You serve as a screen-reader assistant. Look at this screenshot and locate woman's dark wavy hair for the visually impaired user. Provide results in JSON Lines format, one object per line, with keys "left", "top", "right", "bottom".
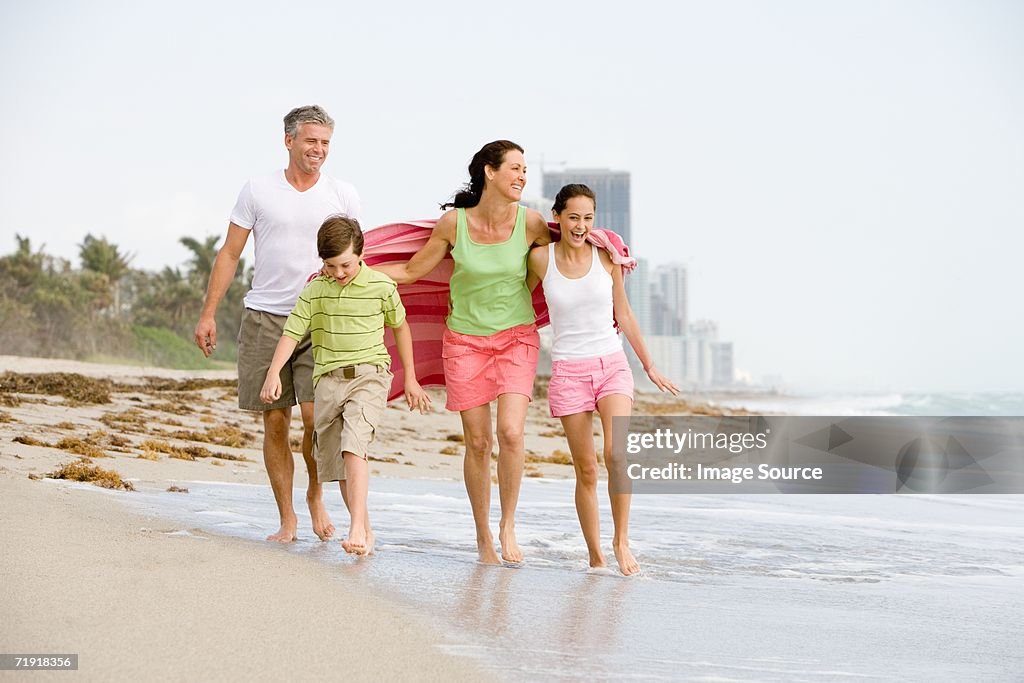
{"left": 440, "top": 140, "right": 524, "bottom": 210}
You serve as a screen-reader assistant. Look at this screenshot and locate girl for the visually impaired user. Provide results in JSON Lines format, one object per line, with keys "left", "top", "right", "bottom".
{"left": 528, "top": 184, "right": 678, "bottom": 575}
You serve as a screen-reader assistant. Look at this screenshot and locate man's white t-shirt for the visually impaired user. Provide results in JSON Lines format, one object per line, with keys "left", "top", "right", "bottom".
{"left": 230, "top": 171, "right": 361, "bottom": 316}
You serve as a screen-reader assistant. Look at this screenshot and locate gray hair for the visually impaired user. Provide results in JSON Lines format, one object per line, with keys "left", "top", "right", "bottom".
{"left": 283, "top": 105, "right": 335, "bottom": 138}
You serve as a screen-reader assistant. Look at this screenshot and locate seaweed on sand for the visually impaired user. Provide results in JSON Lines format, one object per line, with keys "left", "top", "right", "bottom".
{"left": 55, "top": 437, "right": 108, "bottom": 459}
{"left": 0, "top": 372, "right": 112, "bottom": 404}
{"left": 48, "top": 459, "right": 135, "bottom": 491}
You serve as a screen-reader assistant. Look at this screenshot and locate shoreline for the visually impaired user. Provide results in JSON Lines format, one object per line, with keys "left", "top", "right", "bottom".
{"left": 0, "top": 353, "right": 747, "bottom": 680}
{"left": 4, "top": 356, "right": 1023, "bottom": 680}
{"left": 0, "top": 474, "right": 490, "bottom": 681}
{"left": 0, "top": 355, "right": 513, "bottom": 681}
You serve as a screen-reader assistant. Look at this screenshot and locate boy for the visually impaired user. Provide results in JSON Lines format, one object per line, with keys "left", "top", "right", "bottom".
{"left": 260, "top": 215, "right": 430, "bottom": 554}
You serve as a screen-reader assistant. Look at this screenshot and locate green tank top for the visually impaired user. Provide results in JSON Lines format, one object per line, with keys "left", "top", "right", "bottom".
{"left": 447, "top": 205, "right": 535, "bottom": 335}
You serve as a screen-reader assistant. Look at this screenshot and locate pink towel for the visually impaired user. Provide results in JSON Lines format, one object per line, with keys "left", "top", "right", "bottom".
{"left": 321, "top": 220, "right": 634, "bottom": 400}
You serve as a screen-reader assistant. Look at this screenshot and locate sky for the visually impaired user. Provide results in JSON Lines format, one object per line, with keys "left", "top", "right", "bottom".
{"left": 1, "top": 0, "right": 1021, "bottom": 394}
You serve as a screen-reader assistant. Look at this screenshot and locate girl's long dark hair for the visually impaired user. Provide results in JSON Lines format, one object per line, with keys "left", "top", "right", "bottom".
{"left": 552, "top": 183, "right": 597, "bottom": 214}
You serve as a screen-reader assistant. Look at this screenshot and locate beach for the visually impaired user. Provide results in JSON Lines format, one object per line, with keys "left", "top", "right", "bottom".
{"left": 2, "top": 356, "right": 1023, "bottom": 681}
{"left": 0, "top": 356, "right": 505, "bottom": 682}
{"left": 0, "top": 355, "right": 722, "bottom": 681}
{"left": 1, "top": 475, "right": 490, "bottom": 682}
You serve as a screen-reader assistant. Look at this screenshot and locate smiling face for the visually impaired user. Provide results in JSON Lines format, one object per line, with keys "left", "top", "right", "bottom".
{"left": 553, "top": 195, "right": 596, "bottom": 247}
{"left": 322, "top": 244, "right": 361, "bottom": 285}
{"left": 285, "top": 122, "right": 332, "bottom": 176}
{"left": 485, "top": 149, "right": 527, "bottom": 201}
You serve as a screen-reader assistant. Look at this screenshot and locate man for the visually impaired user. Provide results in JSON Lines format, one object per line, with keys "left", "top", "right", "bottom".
{"left": 194, "top": 105, "right": 360, "bottom": 542}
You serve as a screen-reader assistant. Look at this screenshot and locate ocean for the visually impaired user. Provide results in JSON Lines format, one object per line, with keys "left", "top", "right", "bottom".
{"left": 711, "top": 390, "right": 1024, "bottom": 418}
{"left": 90, "top": 389, "right": 1024, "bottom": 680}
{"left": 120, "top": 475, "right": 1024, "bottom": 681}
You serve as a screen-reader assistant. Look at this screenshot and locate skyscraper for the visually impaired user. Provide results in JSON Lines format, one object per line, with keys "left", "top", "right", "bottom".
{"left": 542, "top": 169, "right": 631, "bottom": 246}
{"left": 652, "top": 263, "right": 687, "bottom": 336}
{"left": 623, "top": 257, "right": 651, "bottom": 382}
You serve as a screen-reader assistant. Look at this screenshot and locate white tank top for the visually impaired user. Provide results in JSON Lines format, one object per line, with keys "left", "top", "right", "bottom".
{"left": 543, "top": 243, "right": 622, "bottom": 360}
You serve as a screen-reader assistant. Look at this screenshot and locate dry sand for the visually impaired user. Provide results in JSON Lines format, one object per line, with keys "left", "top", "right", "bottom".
{"left": 1, "top": 475, "right": 489, "bottom": 682}
{"left": 0, "top": 355, "right": 502, "bottom": 682}
{"left": 0, "top": 354, "right": 740, "bottom": 681}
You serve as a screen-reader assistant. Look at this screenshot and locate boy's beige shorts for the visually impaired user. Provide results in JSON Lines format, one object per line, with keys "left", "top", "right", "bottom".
{"left": 313, "top": 365, "right": 392, "bottom": 482}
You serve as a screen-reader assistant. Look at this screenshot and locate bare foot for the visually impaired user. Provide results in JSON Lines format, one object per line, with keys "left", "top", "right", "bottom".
{"left": 589, "top": 553, "right": 608, "bottom": 570}
{"left": 613, "top": 540, "right": 641, "bottom": 576}
{"left": 307, "top": 492, "right": 335, "bottom": 541}
{"left": 341, "top": 528, "right": 367, "bottom": 555}
{"left": 477, "top": 537, "right": 501, "bottom": 565}
{"left": 498, "top": 523, "right": 522, "bottom": 564}
{"left": 364, "top": 528, "right": 375, "bottom": 556}
{"left": 267, "top": 518, "right": 297, "bottom": 543}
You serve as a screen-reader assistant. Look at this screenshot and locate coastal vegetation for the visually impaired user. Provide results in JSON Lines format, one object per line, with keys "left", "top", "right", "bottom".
{"left": 0, "top": 233, "right": 245, "bottom": 369}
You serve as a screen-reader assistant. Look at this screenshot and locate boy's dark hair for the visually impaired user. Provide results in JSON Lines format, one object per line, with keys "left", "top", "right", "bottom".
{"left": 318, "top": 215, "right": 364, "bottom": 259}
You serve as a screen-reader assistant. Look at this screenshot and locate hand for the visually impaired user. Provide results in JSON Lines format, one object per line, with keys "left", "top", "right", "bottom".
{"left": 194, "top": 317, "right": 217, "bottom": 357}
{"left": 404, "top": 380, "right": 432, "bottom": 414}
{"left": 260, "top": 374, "right": 282, "bottom": 404}
{"left": 645, "top": 366, "right": 679, "bottom": 396}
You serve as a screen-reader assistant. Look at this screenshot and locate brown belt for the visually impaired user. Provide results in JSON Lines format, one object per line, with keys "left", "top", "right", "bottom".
{"left": 336, "top": 364, "right": 385, "bottom": 379}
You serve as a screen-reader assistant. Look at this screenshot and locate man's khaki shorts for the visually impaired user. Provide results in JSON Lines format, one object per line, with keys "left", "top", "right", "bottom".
{"left": 313, "top": 364, "right": 392, "bottom": 482}
{"left": 237, "top": 308, "right": 314, "bottom": 411}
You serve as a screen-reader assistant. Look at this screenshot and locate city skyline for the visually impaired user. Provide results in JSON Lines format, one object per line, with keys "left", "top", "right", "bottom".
{"left": 533, "top": 167, "right": 738, "bottom": 389}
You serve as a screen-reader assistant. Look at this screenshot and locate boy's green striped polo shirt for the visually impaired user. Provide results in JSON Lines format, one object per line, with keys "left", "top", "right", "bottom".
{"left": 282, "top": 265, "right": 405, "bottom": 386}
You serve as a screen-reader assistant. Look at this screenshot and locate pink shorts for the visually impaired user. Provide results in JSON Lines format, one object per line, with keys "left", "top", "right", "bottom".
{"left": 548, "top": 350, "right": 634, "bottom": 417}
{"left": 442, "top": 323, "right": 540, "bottom": 411}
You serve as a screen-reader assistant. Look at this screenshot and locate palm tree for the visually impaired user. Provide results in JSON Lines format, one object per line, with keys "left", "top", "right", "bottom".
{"left": 79, "top": 234, "right": 133, "bottom": 316}
{"left": 179, "top": 235, "right": 221, "bottom": 284}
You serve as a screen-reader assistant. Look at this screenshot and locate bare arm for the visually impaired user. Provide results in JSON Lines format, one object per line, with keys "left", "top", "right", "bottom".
{"left": 259, "top": 335, "right": 300, "bottom": 404}
{"left": 193, "top": 223, "right": 250, "bottom": 356}
{"left": 374, "top": 213, "right": 456, "bottom": 285}
{"left": 391, "top": 320, "right": 431, "bottom": 413}
{"left": 525, "top": 208, "right": 552, "bottom": 248}
{"left": 526, "top": 245, "right": 549, "bottom": 293}
{"left": 610, "top": 259, "right": 679, "bottom": 395}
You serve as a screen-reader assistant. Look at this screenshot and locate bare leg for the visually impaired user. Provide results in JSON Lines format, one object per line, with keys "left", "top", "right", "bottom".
{"left": 299, "top": 401, "right": 334, "bottom": 541}
{"left": 560, "top": 411, "right": 606, "bottom": 568}
{"left": 263, "top": 407, "right": 297, "bottom": 542}
{"left": 460, "top": 404, "right": 499, "bottom": 564}
{"left": 496, "top": 393, "right": 530, "bottom": 563}
{"left": 339, "top": 479, "right": 374, "bottom": 554}
{"left": 598, "top": 394, "right": 640, "bottom": 576}
{"left": 340, "top": 452, "right": 369, "bottom": 555}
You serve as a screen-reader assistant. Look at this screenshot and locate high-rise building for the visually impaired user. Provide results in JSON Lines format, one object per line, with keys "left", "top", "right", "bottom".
{"left": 710, "top": 342, "right": 734, "bottom": 387}
{"left": 689, "top": 320, "right": 718, "bottom": 342}
{"left": 641, "top": 336, "right": 687, "bottom": 389}
{"left": 627, "top": 257, "right": 652, "bottom": 336}
{"left": 652, "top": 263, "right": 687, "bottom": 336}
{"left": 542, "top": 169, "right": 631, "bottom": 246}
{"left": 623, "top": 257, "right": 652, "bottom": 382}
{"left": 687, "top": 321, "right": 719, "bottom": 386}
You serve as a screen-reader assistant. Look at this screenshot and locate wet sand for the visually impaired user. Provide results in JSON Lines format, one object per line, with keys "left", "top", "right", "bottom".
{"left": 0, "top": 354, "right": 738, "bottom": 681}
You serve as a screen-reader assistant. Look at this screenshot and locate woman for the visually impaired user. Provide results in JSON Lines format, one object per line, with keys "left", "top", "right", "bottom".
{"left": 527, "top": 184, "right": 678, "bottom": 576}
{"left": 376, "top": 140, "right": 550, "bottom": 564}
